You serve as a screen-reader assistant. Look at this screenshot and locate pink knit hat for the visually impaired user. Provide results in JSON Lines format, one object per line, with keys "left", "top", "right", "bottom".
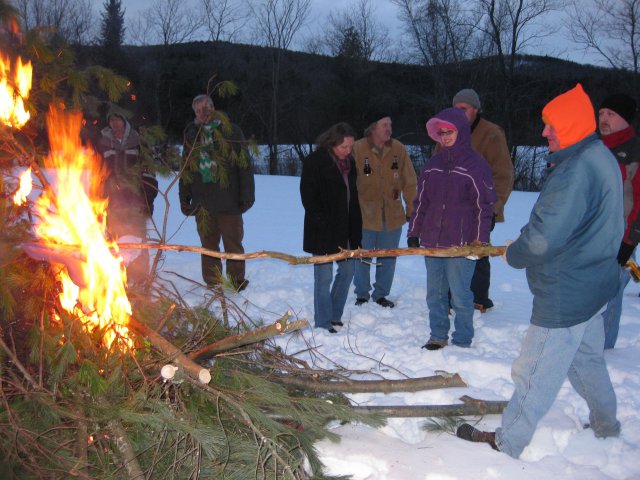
{"left": 425, "top": 118, "right": 457, "bottom": 144}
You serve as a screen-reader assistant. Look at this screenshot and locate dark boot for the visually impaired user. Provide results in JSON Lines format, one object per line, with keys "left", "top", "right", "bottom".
{"left": 456, "top": 423, "right": 499, "bottom": 451}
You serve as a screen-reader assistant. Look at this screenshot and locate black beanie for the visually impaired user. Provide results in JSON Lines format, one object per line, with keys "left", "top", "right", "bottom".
{"left": 365, "top": 110, "right": 391, "bottom": 127}
{"left": 600, "top": 93, "right": 637, "bottom": 124}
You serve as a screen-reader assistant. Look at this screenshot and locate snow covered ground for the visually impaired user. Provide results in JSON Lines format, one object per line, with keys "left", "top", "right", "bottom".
{"left": 153, "top": 174, "right": 640, "bottom": 480}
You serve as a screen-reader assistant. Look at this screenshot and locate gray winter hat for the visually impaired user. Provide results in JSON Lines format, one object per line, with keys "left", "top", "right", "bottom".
{"left": 452, "top": 88, "right": 481, "bottom": 110}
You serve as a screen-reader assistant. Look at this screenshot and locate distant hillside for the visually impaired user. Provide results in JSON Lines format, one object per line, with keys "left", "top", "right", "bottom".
{"left": 77, "top": 41, "right": 635, "bottom": 150}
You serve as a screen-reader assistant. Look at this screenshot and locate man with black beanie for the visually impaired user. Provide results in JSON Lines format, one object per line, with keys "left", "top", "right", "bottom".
{"left": 599, "top": 92, "right": 640, "bottom": 349}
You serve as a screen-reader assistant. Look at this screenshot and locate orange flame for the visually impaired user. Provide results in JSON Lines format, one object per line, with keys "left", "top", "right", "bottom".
{"left": 0, "top": 54, "right": 32, "bottom": 128}
{"left": 33, "top": 106, "right": 133, "bottom": 349}
{"left": 13, "top": 167, "right": 32, "bottom": 205}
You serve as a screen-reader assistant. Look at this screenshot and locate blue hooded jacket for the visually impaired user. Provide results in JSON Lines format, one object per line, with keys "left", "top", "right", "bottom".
{"left": 506, "top": 85, "right": 623, "bottom": 327}
{"left": 407, "top": 107, "right": 496, "bottom": 247}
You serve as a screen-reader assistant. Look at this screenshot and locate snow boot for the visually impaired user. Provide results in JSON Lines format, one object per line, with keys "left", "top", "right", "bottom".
{"left": 456, "top": 423, "right": 498, "bottom": 450}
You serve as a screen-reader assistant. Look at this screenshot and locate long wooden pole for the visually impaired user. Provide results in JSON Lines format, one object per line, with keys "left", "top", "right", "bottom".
{"left": 112, "top": 243, "right": 507, "bottom": 265}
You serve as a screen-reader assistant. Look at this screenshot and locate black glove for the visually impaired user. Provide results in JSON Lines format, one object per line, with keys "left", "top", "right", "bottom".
{"left": 239, "top": 200, "right": 254, "bottom": 213}
{"left": 407, "top": 237, "right": 420, "bottom": 248}
{"left": 180, "top": 199, "right": 200, "bottom": 217}
{"left": 617, "top": 241, "right": 635, "bottom": 266}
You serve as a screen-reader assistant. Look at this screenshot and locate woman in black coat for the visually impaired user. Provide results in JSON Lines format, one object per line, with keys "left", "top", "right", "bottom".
{"left": 300, "top": 122, "right": 362, "bottom": 333}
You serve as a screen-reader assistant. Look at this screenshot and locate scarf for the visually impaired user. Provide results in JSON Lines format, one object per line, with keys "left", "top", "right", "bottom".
{"left": 197, "top": 120, "right": 221, "bottom": 183}
{"left": 601, "top": 125, "right": 635, "bottom": 149}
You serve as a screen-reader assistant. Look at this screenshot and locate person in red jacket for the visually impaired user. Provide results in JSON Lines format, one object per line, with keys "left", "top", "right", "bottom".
{"left": 598, "top": 93, "right": 640, "bottom": 349}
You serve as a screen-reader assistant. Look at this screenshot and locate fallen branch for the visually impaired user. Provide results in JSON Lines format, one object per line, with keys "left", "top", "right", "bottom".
{"left": 352, "top": 396, "right": 508, "bottom": 418}
{"left": 107, "top": 420, "right": 144, "bottom": 480}
{"left": 128, "top": 318, "right": 211, "bottom": 384}
{"left": 273, "top": 372, "right": 466, "bottom": 393}
{"left": 189, "top": 311, "right": 308, "bottom": 361}
{"left": 96, "top": 243, "right": 507, "bottom": 265}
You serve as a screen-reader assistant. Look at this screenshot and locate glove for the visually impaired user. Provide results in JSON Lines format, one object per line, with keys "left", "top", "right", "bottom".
{"left": 617, "top": 241, "right": 635, "bottom": 266}
{"left": 239, "top": 200, "right": 254, "bottom": 213}
{"left": 180, "top": 199, "right": 200, "bottom": 216}
{"left": 407, "top": 237, "right": 420, "bottom": 248}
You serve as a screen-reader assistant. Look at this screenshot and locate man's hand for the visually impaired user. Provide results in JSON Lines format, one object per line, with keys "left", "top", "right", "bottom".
{"left": 617, "top": 241, "right": 635, "bottom": 266}
{"left": 501, "top": 240, "right": 513, "bottom": 262}
{"left": 239, "top": 200, "right": 254, "bottom": 213}
{"left": 180, "top": 198, "right": 200, "bottom": 216}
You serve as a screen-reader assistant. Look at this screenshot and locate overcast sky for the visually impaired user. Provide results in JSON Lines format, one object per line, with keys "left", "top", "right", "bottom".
{"left": 118, "top": 0, "right": 604, "bottom": 67}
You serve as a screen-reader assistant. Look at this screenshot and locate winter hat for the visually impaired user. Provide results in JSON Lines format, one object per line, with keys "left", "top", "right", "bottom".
{"left": 366, "top": 110, "right": 391, "bottom": 127}
{"left": 600, "top": 93, "right": 637, "bottom": 125}
{"left": 542, "top": 83, "right": 595, "bottom": 150}
{"left": 452, "top": 88, "right": 481, "bottom": 110}
{"left": 425, "top": 118, "right": 458, "bottom": 144}
{"left": 106, "top": 104, "right": 130, "bottom": 122}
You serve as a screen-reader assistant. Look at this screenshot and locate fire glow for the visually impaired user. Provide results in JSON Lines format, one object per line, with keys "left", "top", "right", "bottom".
{"left": 13, "top": 166, "right": 31, "bottom": 205}
{"left": 0, "top": 53, "right": 32, "bottom": 128}
{"left": 26, "top": 107, "right": 133, "bottom": 349}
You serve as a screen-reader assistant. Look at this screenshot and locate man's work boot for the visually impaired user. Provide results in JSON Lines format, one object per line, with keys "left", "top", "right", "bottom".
{"left": 456, "top": 423, "right": 499, "bottom": 451}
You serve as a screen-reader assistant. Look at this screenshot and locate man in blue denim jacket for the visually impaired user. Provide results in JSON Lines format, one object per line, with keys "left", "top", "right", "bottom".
{"left": 457, "top": 84, "right": 622, "bottom": 458}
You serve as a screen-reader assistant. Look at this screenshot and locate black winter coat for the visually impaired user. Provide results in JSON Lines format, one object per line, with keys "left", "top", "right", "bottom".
{"left": 300, "top": 148, "right": 362, "bottom": 255}
{"left": 179, "top": 120, "right": 255, "bottom": 216}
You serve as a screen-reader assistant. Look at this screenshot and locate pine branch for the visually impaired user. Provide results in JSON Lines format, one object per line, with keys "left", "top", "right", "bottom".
{"left": 0, "top": 336, "right": 39, "bottom": 390}
{"left": 189, "top": 311, "right": 308, "bottom": 361}
{"left": 272, "top": 372, "right": 466, "bottom": 393}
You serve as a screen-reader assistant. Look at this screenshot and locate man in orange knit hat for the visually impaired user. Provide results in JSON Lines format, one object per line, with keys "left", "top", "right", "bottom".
{"left": 456, "top": 84, "right": 622, "bottom": 458}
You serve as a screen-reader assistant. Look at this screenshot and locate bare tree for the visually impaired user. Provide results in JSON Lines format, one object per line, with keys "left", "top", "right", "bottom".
{"left": 198, "top": 0, "right": 249, "bottom": 42}
{"left": 472, "top": 0, "right": 564, "bottom": 144}
{"left": 317, "top": 0, "right": 389, "bottom": 61}
{"left": 392, "top": 0, "right": 477, "bottom": 65}
{"left": 144, "top": 0, "right": 203, "bottom": 46}
{"left": 125, "top": 16, "right": 153, "bottom": 46}
{"left": 569, "top": 0, "right": 640, "bottom": 90}
{"left": 15, "top": 0, "right": 95, "bottom": 44}
{"left": 392, "top": 0, "right": 478, "bottom": 107}
{"left": 249, "top": 0, "right": 311, "bottom": 174}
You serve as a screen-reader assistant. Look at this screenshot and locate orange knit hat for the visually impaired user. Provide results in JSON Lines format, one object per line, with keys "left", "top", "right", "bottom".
{"left": 541, "top": 83, "right": 596, "bottom": 150}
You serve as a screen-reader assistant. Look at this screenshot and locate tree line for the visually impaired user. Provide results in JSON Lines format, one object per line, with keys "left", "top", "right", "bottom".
{"left": 7, "top": 0, "right": 640, "bottom": 190}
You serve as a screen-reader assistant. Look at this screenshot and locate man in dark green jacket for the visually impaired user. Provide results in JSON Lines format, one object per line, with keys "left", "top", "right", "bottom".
{"left": 179, "top": 94, "right": 254, "bottom": 291}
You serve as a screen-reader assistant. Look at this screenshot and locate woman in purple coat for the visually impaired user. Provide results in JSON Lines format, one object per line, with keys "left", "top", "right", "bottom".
{"left": 407, "top": 107, "right": 496, "bottom": 349}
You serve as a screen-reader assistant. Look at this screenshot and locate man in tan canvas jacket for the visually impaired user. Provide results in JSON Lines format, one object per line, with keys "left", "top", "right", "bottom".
{"left": 452, "top": 88, "right": 514, "bottom": 312}
{"left": 352, "top": 113, "right": 418, "bottom": 308}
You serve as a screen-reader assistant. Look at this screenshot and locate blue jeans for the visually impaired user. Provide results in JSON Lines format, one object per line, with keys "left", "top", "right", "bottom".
{"left": 602, "top": 261, "right": 632, "bottom": 349}
{"left": 496, "top": 315, "right": 620, "bottom": 458}
{"left": 313, "top": 259, "right": 355, "bottom": 329}
{"left": 425, "top": 256, "right": 476, "bottom": 347}
{"left": 354, "top": 225, "right": 402, "bottom": 301}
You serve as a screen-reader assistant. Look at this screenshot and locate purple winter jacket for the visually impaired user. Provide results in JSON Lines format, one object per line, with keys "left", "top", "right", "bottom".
{"left": 407, "top": 108, "right": 496, "bottom": 247}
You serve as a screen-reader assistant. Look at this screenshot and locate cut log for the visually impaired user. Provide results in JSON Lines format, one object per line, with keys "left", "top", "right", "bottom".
{"left": 352, "top": 396, "right": 508, "bottom": 417}
{"left": 128, "top": 318, "right": 211, "bottom": 384}
{"left": 189, "top": 311, "right": 307, "bottom": 361}
{"left": 273, "top": 372, "right": 466, "bottom": 393}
